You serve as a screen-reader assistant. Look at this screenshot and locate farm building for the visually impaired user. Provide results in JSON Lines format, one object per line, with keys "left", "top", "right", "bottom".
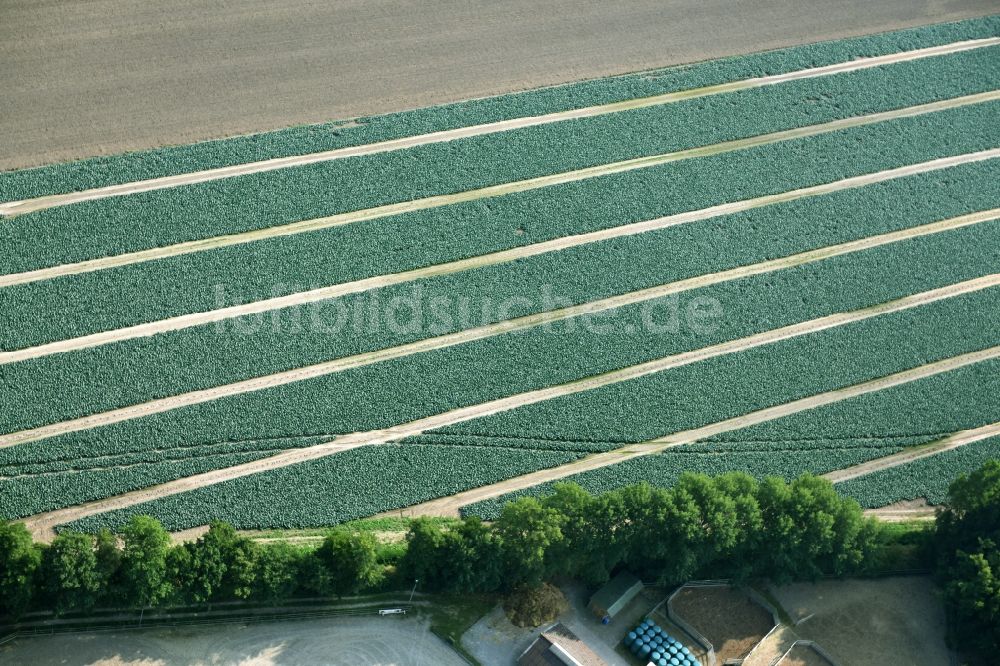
{"left": 517, "top": 623, "right": 607, "bottom": 666}
{"left": 588, "top": 572, "right": 644, "bottom": 620}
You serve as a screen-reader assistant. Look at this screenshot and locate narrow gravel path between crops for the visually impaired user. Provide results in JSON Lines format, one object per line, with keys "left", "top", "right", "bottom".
{"left": 865, "top": 498, "right": 936, "bottom": 521}
{"left": 5, "top": 151, "right": 997, "bottom": 364}
{"left": 3, "top": 90, "right": 997, "bottom": 290}
{"left": 19, "top": 284, "right": 1000, "bottom": 540}
{"left": 3, "top": 38, "right": 995, "bottom": 218}
{"left": 394, "top": 346, "right": 1000, "bottom": 518}
{"left": 4, "top": 245, "right": 996, "bottom": 453}
{"left": 823, "top": 420, "right": 1000, "bottom": 483}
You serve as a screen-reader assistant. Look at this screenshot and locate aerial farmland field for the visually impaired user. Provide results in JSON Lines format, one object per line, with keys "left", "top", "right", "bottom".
{"left": 2, "top": 15, "right": 1000, "bottom": 540}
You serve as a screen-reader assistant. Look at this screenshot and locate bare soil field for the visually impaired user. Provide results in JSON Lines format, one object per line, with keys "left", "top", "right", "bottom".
{"left": 770, "top": 576, "right": 951, "bottom": 666}
{"left": 0, "top": 615, "right": 466, "bottom": 666}
{"left": 1, "top": 0, "right": 996, "bottom": 170}
{"left": 671, "top": 586, "right": 776, "bottom": 662}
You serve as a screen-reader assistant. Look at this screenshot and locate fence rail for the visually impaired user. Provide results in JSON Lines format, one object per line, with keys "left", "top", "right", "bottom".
{"left": 0, "top": 602, "right": 414, "bottom": 645}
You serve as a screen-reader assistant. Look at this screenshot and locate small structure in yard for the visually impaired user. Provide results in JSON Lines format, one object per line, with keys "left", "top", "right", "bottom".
{"left": 588, "top": 571, "right": 643, "bottom": 621}
{"left": 517, "top": 623, "right": 607, "bottom": 666}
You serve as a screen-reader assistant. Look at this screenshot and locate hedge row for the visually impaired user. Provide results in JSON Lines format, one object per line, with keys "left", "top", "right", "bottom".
{"left": 835, "top": 434, "right": 1000, "bottom": 507}
{"left": 460, "top": 357, "right": 1000, "bottom": 517}
{"left": 1, "top": 15, "right": 995, "bottom": 202}
{"left": 54, "top": 445, "right": 583, "bottom": 531}
{"left": 4, "top": 151, "right": 1000, "bottom": 353}
{"left": 1, "top": 54, "right": 998, "bottom": 278}
{"left": 8, "top": 287, "right": 999, "bottom": 520}
{"left": 4, "top": 220, "right": 1000, "bottom": 437}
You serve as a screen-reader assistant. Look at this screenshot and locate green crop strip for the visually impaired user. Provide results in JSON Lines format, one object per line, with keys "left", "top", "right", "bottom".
{"left": 699, "top": 357, "right": 1000, "bottom": 449}
{"left": 1, "top": 52, "right": 999, "bottom": 277}
{"left": 835, "top": 434, "right": 1000, "bottom": 507}
{"left": 3, "top": 220, "right": 999, "bottom": 437}
{"left": 52, "top": 446, "right": 584, "bottom": 532}
{"left": 460, "top": 358, "right": 1000, "bottom": 518}
{"left": 0, "top": 435, "right": 332, "bottom": 477}
{"left": 4, "top": 286, "right": 999, "bottom": 523}
{"left": 420, "top": 288, "right": 1000, "bottom": 448}
{"left": 0, "top": 450, "right": 280, "bottom": 520}
{"left": 1, "top": 15, "right": 995, "bottom": 203}
{"left": 2, "top": 148, "right": 999, "bottom": 353}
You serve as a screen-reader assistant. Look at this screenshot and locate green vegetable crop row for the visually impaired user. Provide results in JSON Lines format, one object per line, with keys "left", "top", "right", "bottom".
{"left": 4, "top": 220, "right": 999, "bottom": 436}
{"left": 0, "top": 450, "right": 277, "bottom": 520}
{"left": 460, "top": 357, "right": 1000, "bottom": 517}
{"left": 2, "top": 56, "right": 999, "bottom": 276}
{"left": 0, "top": 435, "right": 331, "bottom": 477}
{"left": 835, "top": 434, "right": 1000, "bottom": 507}
{"left": 2, "top": 15, "right": 995, "bottom": 202}
{"left": 423, "top": 287, "right": 1000, "bottom": 447}
{"left": 4, "top": 286, "right": 999, "bottom": 519}
{"left": 4, "top": 152, "right": 999, "bottom": 352}
{"left": 54, "top": 445, "right": 584, "bottom": 531}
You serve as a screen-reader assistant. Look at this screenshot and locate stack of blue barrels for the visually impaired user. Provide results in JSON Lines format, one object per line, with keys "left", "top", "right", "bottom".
{"left": 623, "top": 619, "right": 701, "bottom": 666}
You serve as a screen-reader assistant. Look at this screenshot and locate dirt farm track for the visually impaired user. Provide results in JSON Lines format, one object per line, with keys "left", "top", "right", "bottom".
{"left": 1, "top": 0, "right": 997, "bottom": 170}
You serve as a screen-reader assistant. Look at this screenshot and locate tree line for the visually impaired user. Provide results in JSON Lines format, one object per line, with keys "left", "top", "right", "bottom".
{"left": 2, "top": 465, "right": 997, "bottom": 662}
{"left": 1, "top": 471, "right": 876, "bottom": 618}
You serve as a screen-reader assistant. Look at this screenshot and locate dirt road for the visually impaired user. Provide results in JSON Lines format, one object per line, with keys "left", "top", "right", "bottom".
{"left": 1, "top": 0, "right": 996, "bottom": 170}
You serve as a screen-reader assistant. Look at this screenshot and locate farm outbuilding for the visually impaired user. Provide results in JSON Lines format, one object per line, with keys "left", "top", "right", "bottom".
{"left": 517, "top": 623, "right": 607, "bottom": 666}
{"left": 588, "top": 571, "right": 643, "bottom": 620}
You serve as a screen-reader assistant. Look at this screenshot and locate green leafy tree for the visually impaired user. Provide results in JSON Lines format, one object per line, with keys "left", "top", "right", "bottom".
{"left": 175, "top": 522, "right": 258, "bottom": 604}
{"left": 315, "top": 528, "right": 381, "bottom": 596}
{"left": 494, "top": 497, "right": 564, "bottom": 588}
{"left": 120, "top": 516, "right": 173, "bottom": 608}
{"left": 936, "top": 460, "right": 1000, "bottom": 659}
{"left": 710, "top": 472, "right": 764, "bottom": 580}
{"left": 94, "top": 528, "right": 123, "bottom": 605}
{"left": 541, "top": 484, "right": 606, "bottom": 582}
{"left": 255, "top": 541, "right": 305, "bottom": 601}
{"left": 0, "top": 521, "right": 42, "bottom": 617}
{"left": 431, "top": 516, "right": 504, "bottom": 593}
{"left": 401, "top": 518, "right": 445, "bottom": 589}
{"left": 297, "top": 549, "right": 332, "bottom": 597}
{"left": 43, "top": 531, "right": 102, "bottom": 613}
